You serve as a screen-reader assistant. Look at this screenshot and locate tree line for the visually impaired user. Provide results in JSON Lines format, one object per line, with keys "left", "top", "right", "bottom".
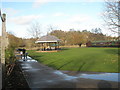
{"left": 5, "top": 28, "right": 118, "bottom": 50}
{"left": 50, "top": 29, "right": 118, "bottom": 46}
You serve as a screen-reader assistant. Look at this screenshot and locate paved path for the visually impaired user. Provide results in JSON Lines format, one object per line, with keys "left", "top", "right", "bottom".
{"left": 16, "top": 56, "right": 119, "bottom": 89}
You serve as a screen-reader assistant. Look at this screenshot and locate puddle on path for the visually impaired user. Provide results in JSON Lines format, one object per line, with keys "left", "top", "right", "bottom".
{"left": 18, "top": 59, "right": 37, "bottom": 62}
{"left": 54, "top": 71, "right": 77, "bottom": 81}
{"left": 55, "top": 71, "right": 120, "bottom": 82}
{"left": 77, "top": 73, "right": 119, "bottom": 82}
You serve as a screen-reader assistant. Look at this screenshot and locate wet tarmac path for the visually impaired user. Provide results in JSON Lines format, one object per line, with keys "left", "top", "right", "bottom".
{"left": 16, "top": 56, "right": 119, "bottom": 88}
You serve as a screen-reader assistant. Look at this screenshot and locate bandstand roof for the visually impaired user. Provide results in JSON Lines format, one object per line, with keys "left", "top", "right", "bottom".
{"left": 35, "top": 35, "right": 60, "bottom": 43}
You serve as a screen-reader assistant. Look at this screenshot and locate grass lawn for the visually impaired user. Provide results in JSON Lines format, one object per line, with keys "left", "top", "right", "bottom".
{"left": 28, "top": 47, "right": 119, "bottom": 73}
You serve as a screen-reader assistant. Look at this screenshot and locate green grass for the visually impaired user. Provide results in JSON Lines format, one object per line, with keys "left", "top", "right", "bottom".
{"left": 28, "top": 47, "right": 119, "bottom": 72}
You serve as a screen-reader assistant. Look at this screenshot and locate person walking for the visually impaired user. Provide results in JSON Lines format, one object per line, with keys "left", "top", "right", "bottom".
{"left": 20, "top": 51, "right": 23, "bottom": 59}
{"left": 22, "top": 48, "right": 26, "bottom": 60}
{"left": 25, "top": 51, "right": 28, "bottom": 60}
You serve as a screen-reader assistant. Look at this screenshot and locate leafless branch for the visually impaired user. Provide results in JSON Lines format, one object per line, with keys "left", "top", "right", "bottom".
{"left": 103, "top": 0, "right": 120, "bottom": 33}
{"left": 27, "top": 22, "right": 41, "bottom": 39}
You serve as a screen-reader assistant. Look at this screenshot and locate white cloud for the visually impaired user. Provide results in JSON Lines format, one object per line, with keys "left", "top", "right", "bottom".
{"left": 2, "top": 0, "right": 34, "bottom": 2}
{"left": 68, "top": 14, "right": 92, "bottom": 24}
{"left": 33, "top": 0, "right": 105, "bottom": 3}
{"left": 32, "top": 0, "right": 48, "bottom": 8}
{"left": 2, "top": 0, "right": 105, "bottom": 2}
{"left": 59, "top": 22, "right": 100, "bottom": 30}
{"left": 84, "top": 0, "right": 104, "bottom": 2}
{"left": 40, "top": 14, "right": 102, "bottom": 32}
{"left": 51, "top": 14, "right": 102, "bottom": 31}
{"left": 9, "top": 15, "right": 44, "bottom": 25}
{"left": 32, "top": 0, "right": 105, "bottom": 8}
{"left": 53, "top": 12, "right": 67, "bottom": 17}
{"left": 3, "top": 8, "right": 19, "bottom": 16}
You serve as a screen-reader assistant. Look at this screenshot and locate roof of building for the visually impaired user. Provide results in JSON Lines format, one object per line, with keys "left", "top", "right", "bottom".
{"left": 35, "top": 35, "right": 60, "bottom": 43}
{"left": 91, "top": 40, "right": 119, "bottom": 43}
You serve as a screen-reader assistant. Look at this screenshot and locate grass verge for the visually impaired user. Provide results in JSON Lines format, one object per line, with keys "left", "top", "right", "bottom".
{"left": 28, "top": 47, "right": 119, "bottom": 73}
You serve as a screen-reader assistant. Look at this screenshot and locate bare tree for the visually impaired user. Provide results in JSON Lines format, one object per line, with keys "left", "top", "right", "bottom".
{"left": 103, "top": 0, "right": 120, "bottom": 34}
{"left": 47, "top": 25, "right": 58, "bottom": 34}
{"left": 27, "top": 22, "right": 41, "bottom": 39}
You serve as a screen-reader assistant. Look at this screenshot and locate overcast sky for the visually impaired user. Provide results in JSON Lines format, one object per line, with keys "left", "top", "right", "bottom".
{"left": 0, "top": 0, "right": 117, "bottom": 38}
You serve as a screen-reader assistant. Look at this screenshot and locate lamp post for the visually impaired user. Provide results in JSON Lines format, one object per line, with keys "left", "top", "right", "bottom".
{"left": 0, "top": 9, "right": 8, "bottom": 89}
{"left": 0, "top": 10, "right": 6, "bottom": 64}
{"left": 118, "top": 1, "right": 120, "bottom": 39}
